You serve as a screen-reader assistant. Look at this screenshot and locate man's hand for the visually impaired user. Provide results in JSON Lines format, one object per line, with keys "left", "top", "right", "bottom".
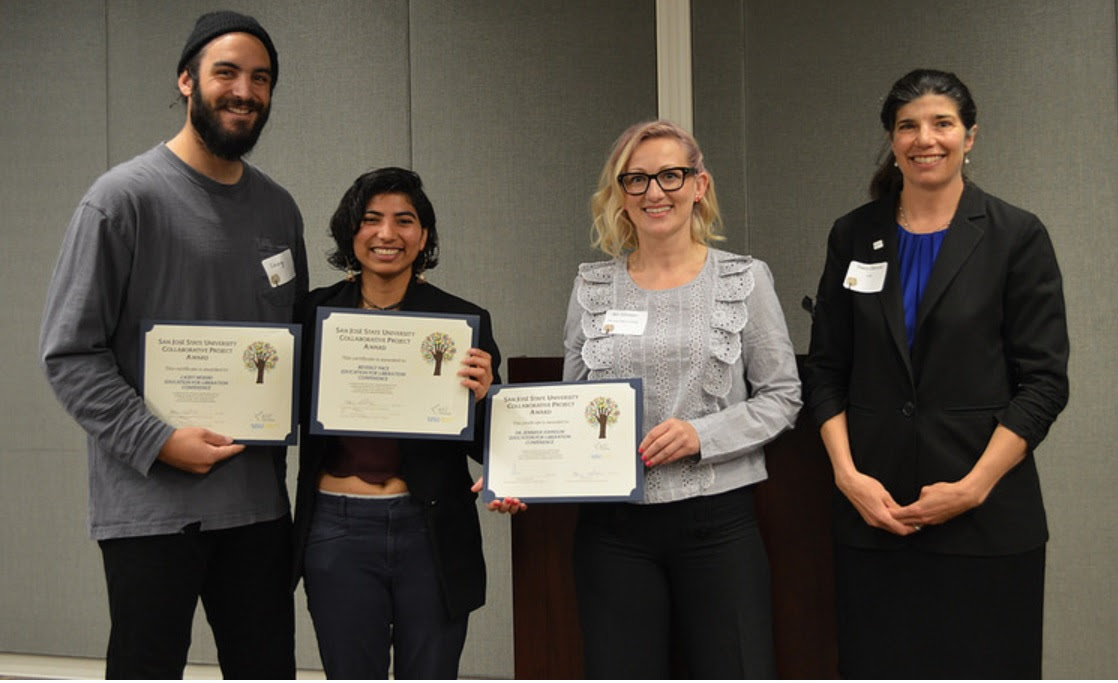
{"left": 157, "top": 427, "right": 244, "bottom": 474}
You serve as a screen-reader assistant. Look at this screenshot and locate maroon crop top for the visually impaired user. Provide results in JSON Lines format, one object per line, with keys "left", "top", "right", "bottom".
{"left": 322, "top": 436, "right": 402, "bottom": 485}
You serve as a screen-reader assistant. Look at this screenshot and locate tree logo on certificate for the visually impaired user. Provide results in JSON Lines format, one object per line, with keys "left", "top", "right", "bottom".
{"left": 585, "top": 396, "right": 620, "bottom": 439}
{"left": 242, "top": 341, "right": 279, "bottom": 384}
{"left": 420, "top": 331, "right": 457, "bottom": 376}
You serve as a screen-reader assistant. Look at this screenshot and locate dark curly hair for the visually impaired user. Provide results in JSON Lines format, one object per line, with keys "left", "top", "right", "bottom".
{"left": 326, "top": 167, "right": 440, "bottom": 276}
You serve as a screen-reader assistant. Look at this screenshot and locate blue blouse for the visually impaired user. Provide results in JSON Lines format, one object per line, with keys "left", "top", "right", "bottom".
{"left": 896, "top": 225, "right": 947, "bottom": 348}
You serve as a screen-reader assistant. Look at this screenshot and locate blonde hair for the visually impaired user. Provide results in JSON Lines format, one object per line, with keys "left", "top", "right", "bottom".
{"left": 589, "top": 120, "right": 724, "bottom": 257}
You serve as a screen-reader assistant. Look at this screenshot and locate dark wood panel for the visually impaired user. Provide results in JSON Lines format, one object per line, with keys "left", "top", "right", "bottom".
{"left": 755, "top": 403, "right": 839, "bottom": 678}
{"left": 507, "top": 357, "right": 583, "bottom": 679}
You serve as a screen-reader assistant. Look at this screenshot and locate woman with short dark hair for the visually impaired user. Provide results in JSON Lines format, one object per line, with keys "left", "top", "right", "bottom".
{"left": 291, "top": 167, "right": 507, "bottom": 679}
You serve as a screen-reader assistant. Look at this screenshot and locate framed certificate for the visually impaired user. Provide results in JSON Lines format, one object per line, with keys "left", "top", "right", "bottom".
{"left": 140, "top": 320, "right": 300, "bottom": 445}
{"left": 482, "top": 379, "right": 644, "bottom": 503}
{"left": 310, "top": 307, "right": 479, "bottom": 440}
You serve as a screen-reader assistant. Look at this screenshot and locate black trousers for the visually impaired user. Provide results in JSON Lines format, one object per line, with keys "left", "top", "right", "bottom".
{"left": 302, "top": 492, "right": 468, "bottom": 680}
{"left": 573, "top": 485, "right": 775, "bottom": 679}
{"left": 97, "top": 516, "right": 295, "bottom": 680}
{"left": 835, "top": 543, "right": 1046, "bottom": 679}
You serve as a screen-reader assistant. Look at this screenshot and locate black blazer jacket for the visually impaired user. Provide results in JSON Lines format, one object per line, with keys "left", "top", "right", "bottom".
{"left": 291, "top": 277, "right": 502, "bottom": 619}
{"left": 806, "top": 183, "right": 1069, "bottom": 555}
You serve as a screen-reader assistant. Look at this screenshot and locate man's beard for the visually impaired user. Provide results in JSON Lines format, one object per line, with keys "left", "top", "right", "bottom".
{"left": 189, "top": 86, "right": 271, "bottom": 161}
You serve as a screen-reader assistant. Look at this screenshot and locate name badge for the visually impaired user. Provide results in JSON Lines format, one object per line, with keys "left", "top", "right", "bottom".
{"left": 842, "top": 261, "right": 887, "bottom": 293}
{"left": 261, "top": 249, "right": 296, "bottom": 288}
{"left": 602, "top": 310, "right": 648, "bottom": 335}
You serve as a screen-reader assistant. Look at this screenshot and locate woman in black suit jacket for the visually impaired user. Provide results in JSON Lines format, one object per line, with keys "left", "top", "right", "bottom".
{"left": 291, "top": 167, "right": 508, "bottom": 679}
{"left": 806, "top": 70, "right": 1069, "bottom": 678}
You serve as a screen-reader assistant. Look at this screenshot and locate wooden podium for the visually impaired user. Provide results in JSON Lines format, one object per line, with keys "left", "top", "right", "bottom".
{"left": 507, "top": 356, "right": 838, "bottom": 679}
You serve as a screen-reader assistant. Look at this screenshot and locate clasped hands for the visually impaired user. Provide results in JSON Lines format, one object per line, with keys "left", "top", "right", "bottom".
{"left": 838, "top": 470, "right": 986, "bottom": 536}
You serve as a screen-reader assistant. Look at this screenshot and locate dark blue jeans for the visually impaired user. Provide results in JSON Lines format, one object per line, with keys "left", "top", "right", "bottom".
{"left": 303, "top": 491, "right": 468, "bottom": 679}
{"left": 573, "top": 485, "right": 775, "bottom": 679}
{"left": 98, "top": 516, "right": 295, "bottom": 680}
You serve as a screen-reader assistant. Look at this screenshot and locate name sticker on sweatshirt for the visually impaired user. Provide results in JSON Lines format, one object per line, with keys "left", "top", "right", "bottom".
{"left": 261, "top": 249, "right": 296, "bottom": 288}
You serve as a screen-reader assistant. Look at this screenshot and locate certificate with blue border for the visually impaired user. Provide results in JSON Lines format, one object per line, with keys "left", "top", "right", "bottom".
{"left": 483, "top": 379, "right": 644, "bottom": 503}
{"left": 310, "top": 307, "right": 479, "bottom": 440}
{"left": 140, "top": 320, "right": 300, "bottom": 445}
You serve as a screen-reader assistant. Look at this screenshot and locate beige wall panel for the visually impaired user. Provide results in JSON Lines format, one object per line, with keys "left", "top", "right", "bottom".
{"left": 0, "top": 0, "right": 111, "bottom": 657}
{"left": 408, "top": 1, "right": 657, "bottom": 365}
{"left": 692, "top": 0, "right": 750, "bottom": 257}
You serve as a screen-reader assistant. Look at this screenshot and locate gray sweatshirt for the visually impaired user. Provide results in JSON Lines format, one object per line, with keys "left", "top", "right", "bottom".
{"left": 40, "top": 144, "right": 308, "bottom": 540}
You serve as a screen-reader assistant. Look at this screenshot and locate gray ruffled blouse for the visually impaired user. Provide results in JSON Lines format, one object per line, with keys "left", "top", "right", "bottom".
{"left": 563, "top": 247, "right": 802, "bottom": 504}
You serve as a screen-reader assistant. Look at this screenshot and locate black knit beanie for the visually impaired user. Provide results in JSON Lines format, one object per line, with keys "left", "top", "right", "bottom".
{"left": 177, "top": 10, "right": 278, "bottom": 87}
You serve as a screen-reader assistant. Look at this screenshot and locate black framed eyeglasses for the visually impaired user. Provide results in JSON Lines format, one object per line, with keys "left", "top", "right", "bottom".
{"left": 617, "top": 167, "right": 697, "bottom": 195}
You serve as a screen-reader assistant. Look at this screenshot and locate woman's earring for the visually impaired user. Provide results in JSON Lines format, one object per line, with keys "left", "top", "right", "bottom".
{"left": 964, "top": 155, "right": 970, "bottom": 165}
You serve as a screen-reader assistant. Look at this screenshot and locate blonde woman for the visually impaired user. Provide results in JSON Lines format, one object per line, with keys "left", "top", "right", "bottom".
{"left": 563, "top": 120, "right": 801, "bottom": 678}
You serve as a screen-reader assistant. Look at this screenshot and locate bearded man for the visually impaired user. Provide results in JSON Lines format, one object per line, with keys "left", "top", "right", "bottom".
{"left": 39, "top": 11, "right": 307, "bottom": 679}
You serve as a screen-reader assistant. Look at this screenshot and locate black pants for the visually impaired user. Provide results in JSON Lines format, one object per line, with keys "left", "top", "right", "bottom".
{"left": 835, "top": 543, "right": 1046, "bottom": 678}
{"left": 97, "top": 516, "right": 295, "bottom": 680}
{"left": 573, "top": 485, "right": 775, "bottom": 679}
{"left": 302, "top": 492, "right": 468, "bottom": 679}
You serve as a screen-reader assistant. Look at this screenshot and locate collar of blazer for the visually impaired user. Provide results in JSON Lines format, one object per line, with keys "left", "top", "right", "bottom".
{"left": 875, "top": 182, "right": 988, "bottom": 374}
